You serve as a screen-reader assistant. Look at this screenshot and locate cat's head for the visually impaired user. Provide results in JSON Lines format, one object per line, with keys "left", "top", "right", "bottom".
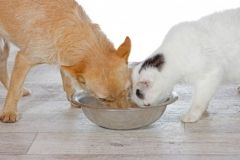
{"left": 62, "top": 37, "right": 132, "bottom": 108}
{"left": 131, "top": 54, "right": 173, "bottom": 107}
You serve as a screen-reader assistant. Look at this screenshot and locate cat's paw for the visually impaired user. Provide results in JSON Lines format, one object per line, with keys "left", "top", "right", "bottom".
{"left": 238, "top": 86, "right": 240, "bottom": 93}
{"left": 181, "top": 112, "right": 201, "bottom": 123}
{"left": 0, "top": 111, "right": 17, "bottom": 123}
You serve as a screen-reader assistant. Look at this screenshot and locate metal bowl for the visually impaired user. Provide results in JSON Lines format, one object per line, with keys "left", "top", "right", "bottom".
{"left": 72, "top": 92, "right": 178, "bottom": 130}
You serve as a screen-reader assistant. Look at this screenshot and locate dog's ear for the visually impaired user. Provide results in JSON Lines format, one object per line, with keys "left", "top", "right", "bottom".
{"left": 61, "top": 62, "right": 86, "bottom": 84}
{"left": 116, "top": 36, "right": 131, "bottom": 63}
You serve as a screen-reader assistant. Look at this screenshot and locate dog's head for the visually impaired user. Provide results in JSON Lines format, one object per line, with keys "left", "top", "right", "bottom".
{"left": 131, "top": 54, "right": 173, "bottom": 107}
{"left": 62, "top": 37, "right": 132, "bottom": 107}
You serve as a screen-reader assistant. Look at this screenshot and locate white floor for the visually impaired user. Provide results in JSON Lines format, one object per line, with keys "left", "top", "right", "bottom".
{"left": 1, "top": 61, "right": 240, "bottom": 160}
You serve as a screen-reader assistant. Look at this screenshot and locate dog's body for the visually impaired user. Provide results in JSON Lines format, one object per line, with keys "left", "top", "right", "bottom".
{"left": 132, "top": 8, "right": 240, "bottom": 122}
{"left": 0, "top": 0, "right": 131, "bottom": 122}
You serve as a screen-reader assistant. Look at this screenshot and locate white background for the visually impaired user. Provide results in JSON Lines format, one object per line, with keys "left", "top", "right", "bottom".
{"left": 77, "top": 0, "right": 239, "bottom": 61}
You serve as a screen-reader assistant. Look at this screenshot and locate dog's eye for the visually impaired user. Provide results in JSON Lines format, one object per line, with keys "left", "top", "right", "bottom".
{"left": 78, "top": 80, "right": 86, "bottom": 85}
{"left": 98, "top": 98, "right": 107, "bottom": 102}
{"left": 98, "top": 97, "right": 114, "bottom": 102}
{"left": 78, "top": 76, "right": 86, "bottom": 85}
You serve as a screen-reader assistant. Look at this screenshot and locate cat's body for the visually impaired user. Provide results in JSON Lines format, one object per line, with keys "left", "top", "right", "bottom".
{"left": 132, "top": 8, "right": 240, "bottom": 122}
{"left": 0, "top": 0, "right": 131, "bottom": 123}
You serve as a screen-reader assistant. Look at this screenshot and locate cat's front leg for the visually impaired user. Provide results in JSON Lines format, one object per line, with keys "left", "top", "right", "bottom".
{"left": 181, "top": 72, "right": 221, "bottom": 123}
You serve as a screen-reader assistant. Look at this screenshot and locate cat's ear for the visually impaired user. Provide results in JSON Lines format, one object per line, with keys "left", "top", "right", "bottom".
{"left": 139, "top": 54, "right": 165, "bottom": 73}
{"left": 116, "top": 36, "right": 131, "bottom": 63}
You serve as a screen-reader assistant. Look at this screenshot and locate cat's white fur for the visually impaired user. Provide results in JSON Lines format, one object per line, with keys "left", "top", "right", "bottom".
{"left": 131, "top": 8, "right": 240, "bottom": 123}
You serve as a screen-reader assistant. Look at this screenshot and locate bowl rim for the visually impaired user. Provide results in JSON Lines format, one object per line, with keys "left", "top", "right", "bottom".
{"left": 72, "top": 92, "right": 178, "bottom": 111}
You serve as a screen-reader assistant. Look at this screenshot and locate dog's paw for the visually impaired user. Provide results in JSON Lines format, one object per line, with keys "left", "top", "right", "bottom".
{"left": 0, "top": 111, "right": 17, "bottom": 123}
{"left": 22, "top": 88, "right": 31, "bottom": 97}
{"left": 181, "top": 112, "right": 200, "bottom": 123}
{"left": 70, "top": 101, "right": 82, "bottom": 108}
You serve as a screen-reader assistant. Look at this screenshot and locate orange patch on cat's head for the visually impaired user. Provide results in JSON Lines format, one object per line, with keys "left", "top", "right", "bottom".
{"left": 62, "top": 37, "right": 132, "bottom": 107}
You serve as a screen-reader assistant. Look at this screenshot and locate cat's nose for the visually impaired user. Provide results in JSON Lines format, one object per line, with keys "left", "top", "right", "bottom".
{"left": 136, "top": 89, "right": 144, "bottom": 99}
{"left": 144, "top": 103, "right": 150, "bottom": 107}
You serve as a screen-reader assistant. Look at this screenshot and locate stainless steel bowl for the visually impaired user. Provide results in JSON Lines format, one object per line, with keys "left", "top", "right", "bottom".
{"left": 73, "top": 92, "right": 178, "bottom": 130}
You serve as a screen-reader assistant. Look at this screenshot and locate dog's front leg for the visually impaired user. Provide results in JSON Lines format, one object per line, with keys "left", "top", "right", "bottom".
{"left": 0, "top": 58, "right": 9, "bottom": 89}
{"left": 0, "top": 40, "right": 10, "bottom": 90}
{"left": 0, "top": 40, "right": 30, "bottom": 97}
{"left": 60, "top": 68, "right": 76, "bottom": 104}
{"left": 181, "top": 71, "right": 222, "bottom": 123}
{"left": 0, "top": 53, "right": 32, "bottom": 123}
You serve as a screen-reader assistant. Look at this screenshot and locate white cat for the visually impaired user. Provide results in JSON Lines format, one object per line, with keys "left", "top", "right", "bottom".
{"left": 131, "top": 8, "right": 240, "bottom": 123}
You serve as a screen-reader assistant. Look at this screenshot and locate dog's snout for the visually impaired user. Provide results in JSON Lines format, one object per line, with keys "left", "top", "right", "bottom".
{"left": 136, "top": 89, "right": 144, "bottom": 99}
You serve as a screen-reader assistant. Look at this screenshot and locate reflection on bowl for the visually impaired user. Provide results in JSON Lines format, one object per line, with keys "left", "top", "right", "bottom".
{"left": 72, "top": 92, "right": 178, "bottom": 130}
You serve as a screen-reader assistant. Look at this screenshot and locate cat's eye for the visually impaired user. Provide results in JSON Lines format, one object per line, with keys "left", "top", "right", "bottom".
{"left": 136, "top": 89, "right": 144, "bottom": 99}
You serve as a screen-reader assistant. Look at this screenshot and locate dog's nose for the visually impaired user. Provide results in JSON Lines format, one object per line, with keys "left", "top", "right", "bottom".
{"left": 136, "top": 89, "right": 144, "bottom": 99}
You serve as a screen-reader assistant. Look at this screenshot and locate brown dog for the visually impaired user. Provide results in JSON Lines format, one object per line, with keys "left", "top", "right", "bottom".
{"left": 0, "top": 0, "right": 131, "bottom": 122}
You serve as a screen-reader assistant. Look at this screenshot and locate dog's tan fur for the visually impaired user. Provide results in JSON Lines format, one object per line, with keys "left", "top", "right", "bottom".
{"left": 0, "top": 0, "right": 131, "bottom": 122}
